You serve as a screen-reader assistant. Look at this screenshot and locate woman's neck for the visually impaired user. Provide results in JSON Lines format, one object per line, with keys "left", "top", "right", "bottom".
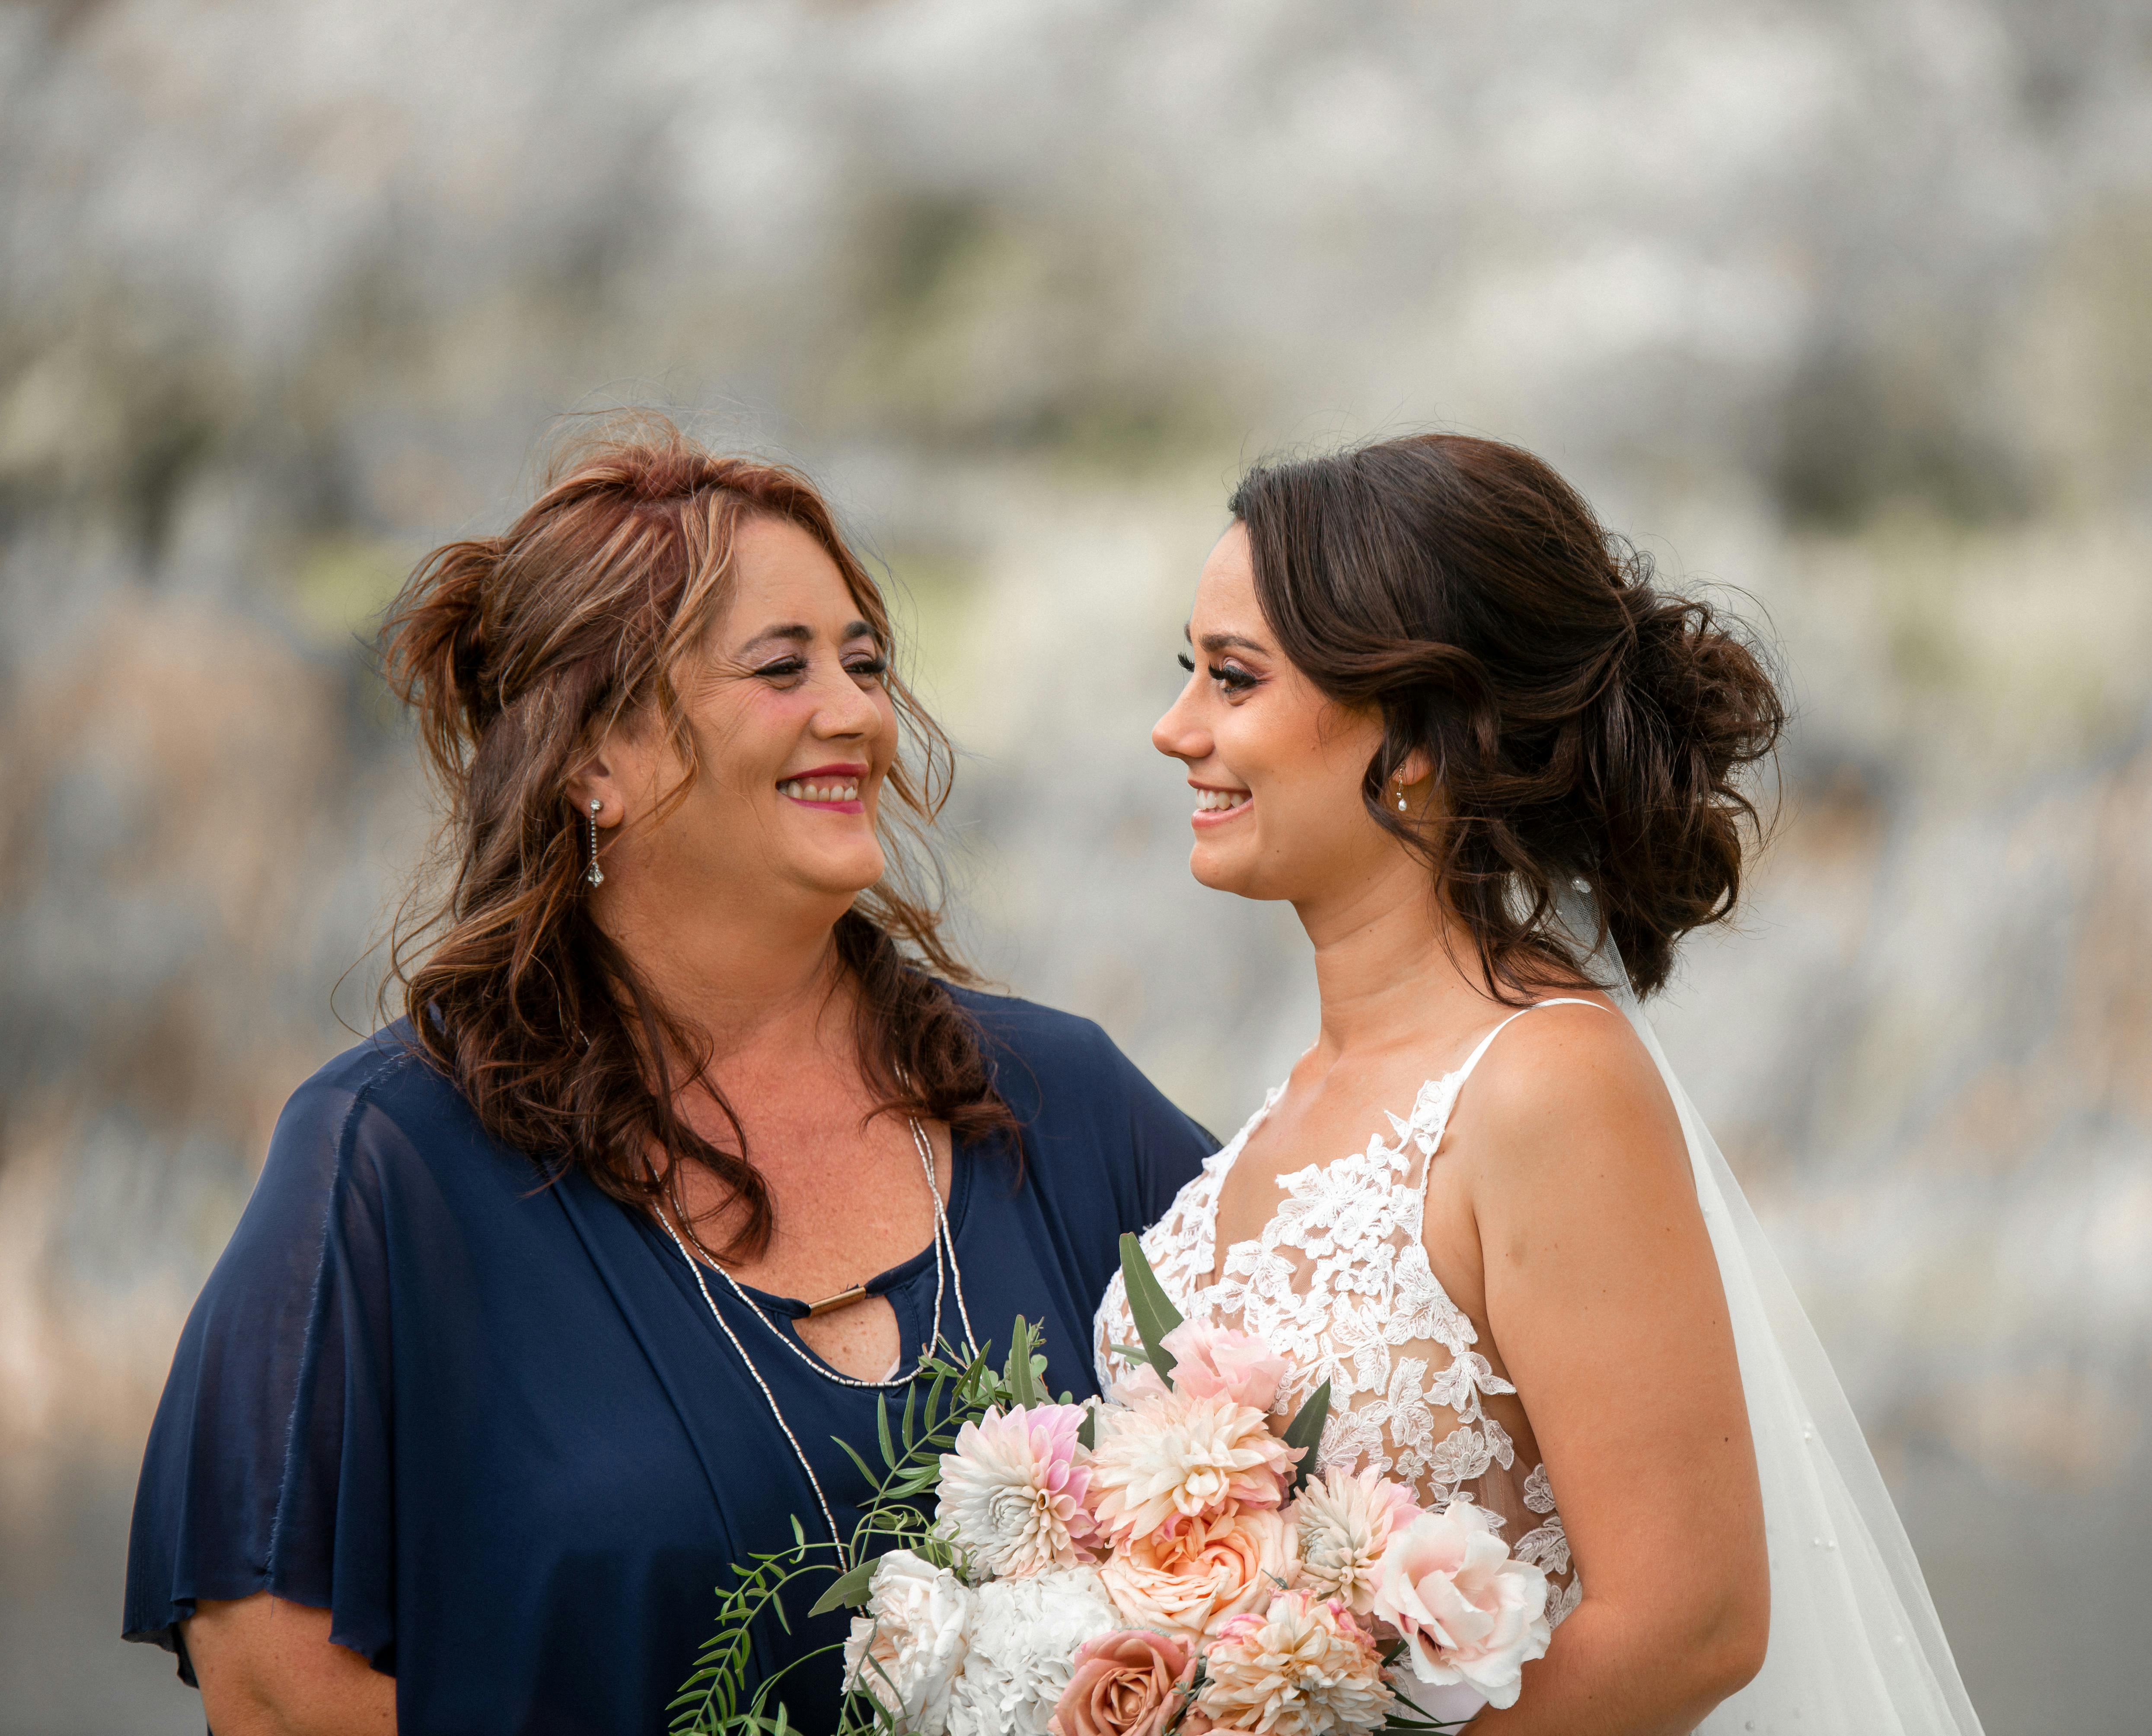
{"left": 1294, "top": 855, "right": 1493, "bottom": 1064}
{"left": 597, "top": 879, "right": 855, "bottom": 1068}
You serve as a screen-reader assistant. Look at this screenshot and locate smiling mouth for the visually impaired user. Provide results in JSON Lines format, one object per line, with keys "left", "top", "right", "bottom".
{"left": 780, "top": 768, "right": 866, "bottom": 809}
{"left": 1191, "top": 785, "right": 1252, "bottom": 821}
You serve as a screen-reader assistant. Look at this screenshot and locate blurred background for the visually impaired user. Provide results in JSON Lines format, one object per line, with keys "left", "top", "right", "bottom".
{"left": 3, "top": 0, "right": 2149, "bottom": 1729}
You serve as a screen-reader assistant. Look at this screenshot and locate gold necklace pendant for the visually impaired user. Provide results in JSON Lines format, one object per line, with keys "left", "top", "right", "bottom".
{"left": 804, "top": 1283, "right": 870, "bottom": 1318}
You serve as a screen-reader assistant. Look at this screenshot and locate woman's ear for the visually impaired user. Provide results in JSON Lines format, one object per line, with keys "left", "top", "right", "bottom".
{"left": 565, "top": 748, "right": 626, "bottom": 828}
{"left": 1394, "top": 747, "right": 1435, "bottom": 788}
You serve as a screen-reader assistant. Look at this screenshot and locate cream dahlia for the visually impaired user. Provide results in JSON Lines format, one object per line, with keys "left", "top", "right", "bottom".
{"left": 1195, "top": 1589, "right": 1394, "bottom": 1736}
{"left": 1291, "top": 1465, "right": 1423, "bottom": 1616}
{"left": 1087, "top": 1389, "right": 1297, "bottom": 1546}
{"left": 939, "top": 1403, "right": 1099, "bottom": 1578}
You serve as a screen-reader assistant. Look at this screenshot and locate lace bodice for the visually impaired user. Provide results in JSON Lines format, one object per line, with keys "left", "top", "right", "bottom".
{"left": 1094, "top": 1003, "right": 1596, "bottom": 1629}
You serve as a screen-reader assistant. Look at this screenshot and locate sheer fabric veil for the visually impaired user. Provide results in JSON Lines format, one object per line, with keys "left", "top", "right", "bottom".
{"left": 1561, "top": 887, "right": 1983, "bottom": 1735}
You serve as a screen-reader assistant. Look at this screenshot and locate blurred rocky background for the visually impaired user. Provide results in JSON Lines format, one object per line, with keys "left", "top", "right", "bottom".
{"left": 3, "top": 0, "right": 2149, "bottom": 1728}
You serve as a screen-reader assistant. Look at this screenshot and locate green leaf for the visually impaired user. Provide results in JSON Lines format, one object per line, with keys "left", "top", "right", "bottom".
{"left": 900, "top": 1381, "right": 919, "bottom": 1452}
{"left": 1003, "top": 1316, "right": 1044, "bottom": 1408}
{"left": 876, "top": 1395, "right": 897, "bottom": 1470}
{"left": 1108, "top": 1341, "right": 1151, "bottom": 1366}
{"left": 1076, "top": 1405, "right": 1096, "bottom": 1450}
{"left": 1280, "top": 1379, "right": 1331, "bottom": 1495}
{"left": 1118, "top": 1233, "right": 1183, "bottom": 1382}
{"left": 832, "top": 1436, "right": 880, "bottom": 1491}
{"left": 808, "top": 1557, "right": 879, "bottom": 1618}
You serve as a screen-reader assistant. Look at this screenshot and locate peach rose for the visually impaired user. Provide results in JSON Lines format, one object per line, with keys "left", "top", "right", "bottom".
{"left": 1046, "top": 1629, "right": 1197, "bottom": 1736}
{"left": 1099, "top": 1508, "right": 1298, "bottom": 1642}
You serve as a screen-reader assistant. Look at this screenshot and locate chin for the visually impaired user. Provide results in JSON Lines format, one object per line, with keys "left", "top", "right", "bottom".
{"left": 1187, "top": 840, "right": 1264, "bottom": 900}
{"left": 799, "top": 842, "right": 888, "bottom": 901}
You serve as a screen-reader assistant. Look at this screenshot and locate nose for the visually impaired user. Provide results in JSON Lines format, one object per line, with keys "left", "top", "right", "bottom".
{"left": 1152, "top": 672, "right": 1209, "bottom": 765}
{"left": 809, "top": 661, "right": 885, "bottom": 743}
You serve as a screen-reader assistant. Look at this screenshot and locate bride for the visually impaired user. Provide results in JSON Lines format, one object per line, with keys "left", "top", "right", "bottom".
{"left": 1095, "top": 434, "right": 1983, "bottom": 1734}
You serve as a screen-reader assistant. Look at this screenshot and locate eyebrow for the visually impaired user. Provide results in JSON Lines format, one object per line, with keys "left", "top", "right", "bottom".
{"left": 737, "top": 619, "right": 877, "bottom": 653}
{"left": 1184, "top": 623, "right": 1271, "bottom": 655}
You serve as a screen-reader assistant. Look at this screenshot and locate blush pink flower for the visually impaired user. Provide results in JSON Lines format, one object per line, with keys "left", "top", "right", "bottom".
{"left": 1367, "top": 1499, "right": 1550, "bottom": 1711}
{"left": 1087, "top": 1389, "right": 1298, "bottom": 1546}
{"left": 1156, "top": 1321, "right": 1290, "bottom": 1414}
{"left": 1196, "top": 1590, "right": 1394, "bottom": 1736}
{"left": 1099, "top": 1509, "right": 1297, "bottom": 1643}
{"left": 1046, "top": 1628, "right": 1198, "bottom": 1736}
{"left": 939, "top": 1403, "right": 1099, "bottom": 1578}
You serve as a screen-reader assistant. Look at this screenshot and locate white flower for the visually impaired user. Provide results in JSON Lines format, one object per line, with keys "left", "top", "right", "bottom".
{"left": 1368, "top": 1500, "right": 1550, "bottom": 1712}
{"left": 843, "top": 1550, "right": 977, "bottom": 1736}
{"left": 946, "top": 1564, "right": 1121, "bottom": 1736}
{"left": 938, "top": 1403, "right": 1098, "bottom": 1578}
{"left": 1292, "top": 1465, "right": 1423, "bottom": 1616}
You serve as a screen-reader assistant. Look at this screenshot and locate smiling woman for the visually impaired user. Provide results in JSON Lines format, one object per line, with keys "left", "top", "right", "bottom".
{"left": 120, "top": 419, "right": 1215, "bottom": 1735}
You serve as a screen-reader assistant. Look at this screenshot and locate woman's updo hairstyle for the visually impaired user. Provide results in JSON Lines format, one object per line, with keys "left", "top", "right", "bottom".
{"left": 1231, "top": 433, "right": 1784, "bottom": 999}
{"left": 381, "top": 415, "right": 1010, "bottom": 1261}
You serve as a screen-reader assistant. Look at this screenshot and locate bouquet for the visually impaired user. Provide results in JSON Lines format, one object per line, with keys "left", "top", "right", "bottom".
{"left": 672, "top": 1238, "right": 1551, "bottom": 1736}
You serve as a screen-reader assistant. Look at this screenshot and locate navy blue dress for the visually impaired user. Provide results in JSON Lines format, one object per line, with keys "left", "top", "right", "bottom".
{"left": 123, "top": 988, "right": 1212, "bottom": 1735}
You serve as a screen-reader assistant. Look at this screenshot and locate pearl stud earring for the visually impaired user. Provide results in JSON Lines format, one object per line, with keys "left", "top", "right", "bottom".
{"left": 584, "top": 798, "right": 605, "bottom": 887}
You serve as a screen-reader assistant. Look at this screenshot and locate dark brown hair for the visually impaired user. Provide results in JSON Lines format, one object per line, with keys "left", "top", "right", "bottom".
{"left": 1230, "top": 433, "right": 1784, "bottom": 999}
{"left": 381, "top": 416, "right": 1012, "bottom": 1260}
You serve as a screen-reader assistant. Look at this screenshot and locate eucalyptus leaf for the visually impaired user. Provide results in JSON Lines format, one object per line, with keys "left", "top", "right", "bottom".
{"left": 1118, "top": 1233, "right": 1183, "bottom": 1382}
{"left": 807, "top": 1557, "right": 878, "bottom": 1618}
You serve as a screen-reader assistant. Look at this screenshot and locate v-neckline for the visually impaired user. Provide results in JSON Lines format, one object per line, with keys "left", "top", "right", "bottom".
{"left": 1191, "top": 1064, "right": 1475, "bottom": 1293}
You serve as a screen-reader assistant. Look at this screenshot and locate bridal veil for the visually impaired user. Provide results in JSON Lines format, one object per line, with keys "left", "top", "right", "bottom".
{"left": 1569, "top": 887, "right": 1984, "bottom": 1735}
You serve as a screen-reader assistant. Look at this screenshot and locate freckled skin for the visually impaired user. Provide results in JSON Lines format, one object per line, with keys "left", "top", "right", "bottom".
{"left": 185, "top": 517, "right": 958, "bottom": 1733}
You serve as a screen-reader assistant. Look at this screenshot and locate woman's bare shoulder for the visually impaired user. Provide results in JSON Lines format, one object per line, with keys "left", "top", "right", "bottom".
{"left": 1454, "top": 995, "right": 1690, "bottom": 1199}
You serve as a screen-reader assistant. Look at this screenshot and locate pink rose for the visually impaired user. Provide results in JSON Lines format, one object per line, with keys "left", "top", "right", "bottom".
{"left": 1368, "top": 1500, "right": 1551, "bottom": 1712}
{"left": 1157, "top": 1321, "right": 1289, "bottom": 1414}
{"left": 1046, "top": 1629, "right": 1197, "bottom": 1736}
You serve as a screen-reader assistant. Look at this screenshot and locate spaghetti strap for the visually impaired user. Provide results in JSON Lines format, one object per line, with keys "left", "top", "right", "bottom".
{"left": 1449, "top": 996, "right": 1606, "bottom": 1095}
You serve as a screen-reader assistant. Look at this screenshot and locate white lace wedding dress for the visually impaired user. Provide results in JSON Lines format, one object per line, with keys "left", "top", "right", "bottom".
{"left": 1094, "top": 1002, "right": 1593, "bottom": 1639}
{"left": 1094, "top": 909, "right": 1985, "bottom": 1735}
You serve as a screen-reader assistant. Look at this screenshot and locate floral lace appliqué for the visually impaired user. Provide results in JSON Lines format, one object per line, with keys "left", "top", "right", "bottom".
{"left": 1095, "top": 1056, "right": 1582, "bottom": 1628}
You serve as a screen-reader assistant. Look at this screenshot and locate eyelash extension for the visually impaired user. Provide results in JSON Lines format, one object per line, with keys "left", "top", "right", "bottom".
{"left": 1176, "top": 651, "right": 1256, "bottom": 692}
{"left": 846, "top": 657, "right": 889, "bottom": 678}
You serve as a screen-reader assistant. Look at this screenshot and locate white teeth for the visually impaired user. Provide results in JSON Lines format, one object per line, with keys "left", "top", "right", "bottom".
{"left": 1194, "top": 788, "right": 1248, "bottom": 814}
{"left": 782, "top": 779, "right": 861, "bottom": 804}
{"left": 844, "top": 784, "right": 858, "bottom": 801}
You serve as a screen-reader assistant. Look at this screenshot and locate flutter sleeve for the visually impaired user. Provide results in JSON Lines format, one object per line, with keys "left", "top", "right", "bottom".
{"left": 123, "top": 1044, "right": 403, "bottom": 1680}
{"left": 1109, "top": 1038, "right": 1217, "bottom": 1225}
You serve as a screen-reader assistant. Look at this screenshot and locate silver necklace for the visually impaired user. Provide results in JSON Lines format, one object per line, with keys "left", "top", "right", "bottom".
{"left": 657, "top": 1117, "right": 979, "bottom": 1551}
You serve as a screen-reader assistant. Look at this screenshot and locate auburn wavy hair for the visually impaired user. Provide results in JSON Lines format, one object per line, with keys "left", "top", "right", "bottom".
{"left": 1231, "top": 434, "right": 1785, "bottom": 1000}
{"left": 380, "top": 417, "right": 1012, "bottom": 1261}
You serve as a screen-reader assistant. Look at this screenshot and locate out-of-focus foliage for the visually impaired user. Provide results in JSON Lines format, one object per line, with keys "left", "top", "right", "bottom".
{"left": 2, "top": 1, "right": 2149, "bottom": 1729}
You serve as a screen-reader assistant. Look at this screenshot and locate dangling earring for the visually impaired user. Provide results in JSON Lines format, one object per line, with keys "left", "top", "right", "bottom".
{"left": 584, "top": 798, "right": 606, "bottom": 887}
{"left": 1395, "top": 779, "right": 1408, "bottom": 812}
